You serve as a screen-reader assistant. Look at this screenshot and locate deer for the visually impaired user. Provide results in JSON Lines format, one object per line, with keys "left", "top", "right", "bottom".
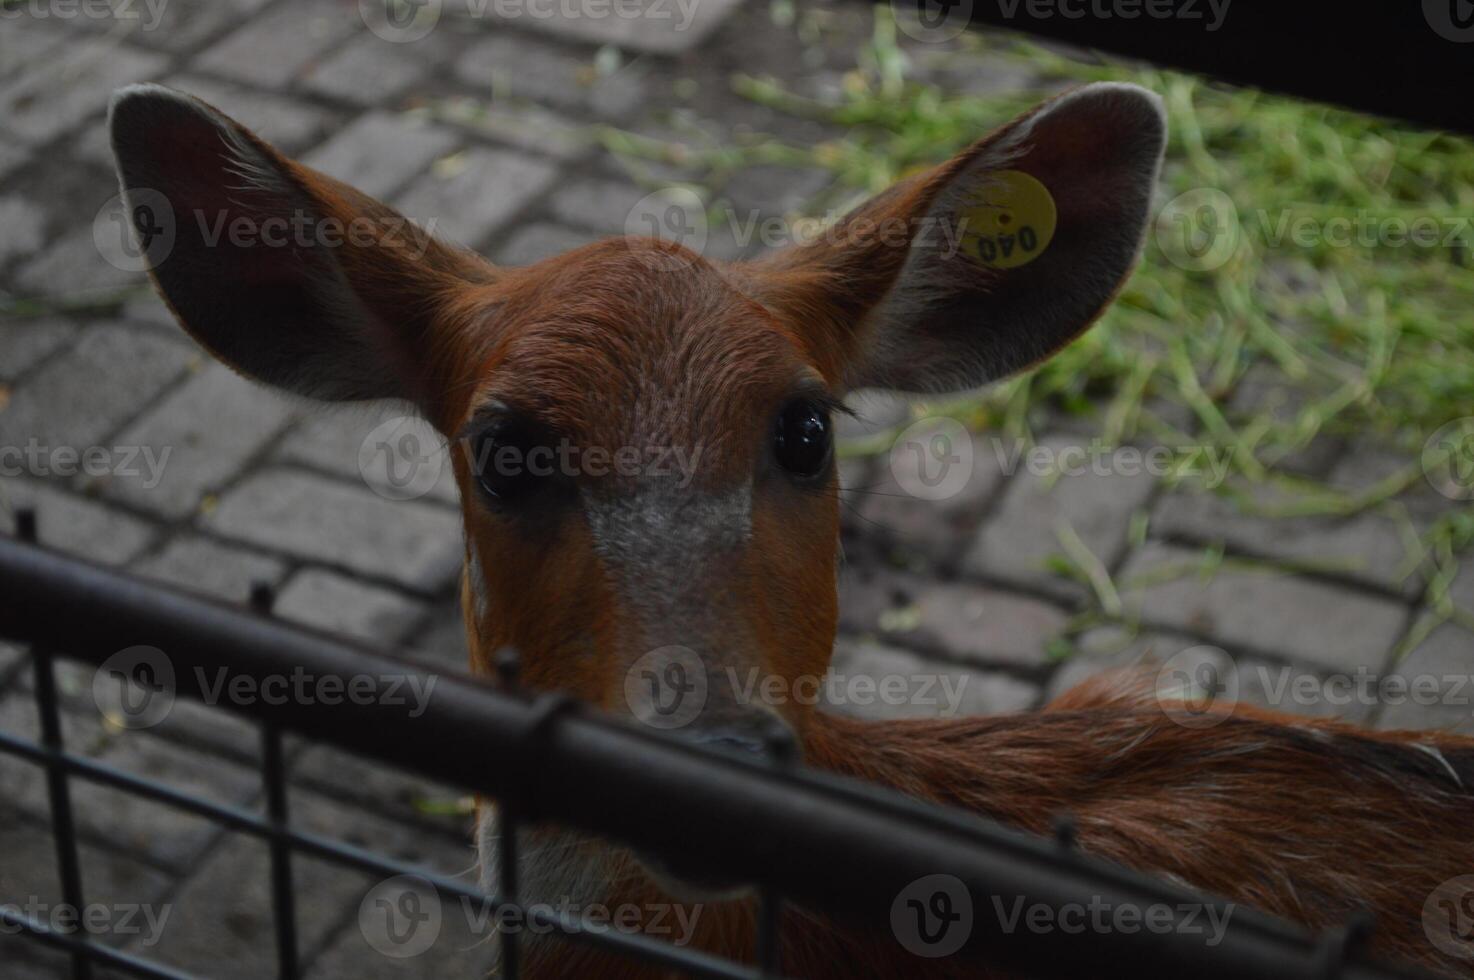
{"left": 106, "top": 81, "right": 1474, "bottom": 978}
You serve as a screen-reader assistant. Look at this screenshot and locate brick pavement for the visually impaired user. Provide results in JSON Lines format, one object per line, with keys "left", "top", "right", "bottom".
{"left": 0, "top": 1, "right": 1471, "bottom": 976}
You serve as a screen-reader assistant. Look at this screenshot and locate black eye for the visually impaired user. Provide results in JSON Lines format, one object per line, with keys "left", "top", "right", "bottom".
{"left": 466, "top": 417, "right": 560, "bottom": 505}
{"left": 773, "top": 398, "right": 833, "bottom": 479}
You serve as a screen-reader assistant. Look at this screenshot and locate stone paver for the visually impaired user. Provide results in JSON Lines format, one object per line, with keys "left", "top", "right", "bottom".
{"left": 131, "top": 535, "right": 289, "bottom": 603}
{"left": 494, "top": 222, "right": 596, "bottom": 265}
{"left": 1152, "top": 480, "right": 1423, "bottom": 597}
{"left": 100, "top": 363, "right": 297, "bottom": 519}
{"left": 0, "top": 318, "right": 80, "bottom": 382}
{"left": 393, "top": 146, "right": 561, "bottom": 249}
{"left": 160, "top": 74, "right": 339, "bottom": 152}
{"left": 275, "top": 569, "right": 427, "bottom": 645}
{"left": 454, "top": 32, "right": 647, "bottom": 119}
{"left": 300, "top": 30, "right": 439, "bottom": 106}
{"left": 840, "top": 568, "right": 1070, "bottom": 670}
{"left": 0, "top": 479, "right": 157, "bottom": 565}
{"left": 962, "top": 432, "right": 1158, "bottom": 600}
{"left": 1377, "top": 620, "right": 1474, "bottom": 736}
{"left": 192, "top": 0, "right": 358, "bottom": 88}
{"left": 301, "top": 111, "right": 461, "bottom": 200}
{"left": 1117, "top": 542, "right": 1410, "bottom": 673}
{"left": 828, "top": 638, "right": 1039, "bottom": 720}
{"left": 204, "top": 469, "right": 462, "bottom": 591}
{"left": 0, "top": 38, "right": 168, "bottom": 145}
{"left": 0, "top": 325, "right": 194, "bottom": 451}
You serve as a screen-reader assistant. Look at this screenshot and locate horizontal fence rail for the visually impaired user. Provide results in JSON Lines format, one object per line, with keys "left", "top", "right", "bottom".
{"left": 0, "top": 527, "right": 1437, "bottom": 980}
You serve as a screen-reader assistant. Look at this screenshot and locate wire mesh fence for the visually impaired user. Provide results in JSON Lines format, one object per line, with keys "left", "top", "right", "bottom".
{"left": 0, "top": 514, "right": 1429, "bottom": 980}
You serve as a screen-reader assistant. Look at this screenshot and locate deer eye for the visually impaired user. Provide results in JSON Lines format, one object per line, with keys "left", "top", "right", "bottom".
{"left": 773, "top": 398, "right": 833, "bottom": 479}
{"left": 467, "top": 417, "right": 561, "bottom": 505}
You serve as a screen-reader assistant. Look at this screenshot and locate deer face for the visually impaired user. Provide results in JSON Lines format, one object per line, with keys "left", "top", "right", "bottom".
{"left": 107, "top": 81, "right": 1165, "bottom": 755}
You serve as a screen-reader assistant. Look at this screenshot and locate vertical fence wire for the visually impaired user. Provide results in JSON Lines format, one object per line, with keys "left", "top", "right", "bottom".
{"left": 19, "top": 510, "right": 92, "bottom": 980}
{"left": 252, "top": 582, "right": 299, "bottom": 980}
{"left": 496, "top": 649, "right": 522, "bottom": 980}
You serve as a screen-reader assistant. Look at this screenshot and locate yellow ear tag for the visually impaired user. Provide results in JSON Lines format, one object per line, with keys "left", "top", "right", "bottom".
{"left": 958, "top": 170, "right": 1057, "bottom": 270}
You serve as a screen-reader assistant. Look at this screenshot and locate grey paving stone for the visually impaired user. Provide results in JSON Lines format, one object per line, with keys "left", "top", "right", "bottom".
{"left": 0, "top": 324, "right": 194, "bottom": 451}
{"left": 0, "top": 17, "right": 68, "bottom": 83}
{"left": 435, "top": 98, "right": 594, "bottom": 162}
{"left": 1, "top": 701, "right": 257, "bottom": 871}
{"left": 137, "top": 789, "right": 473, "bottom": 978}
{"left": 1151, "top": 481, "right": 1423, "bottom": 597}
{"left": 546, "top": 176, "right": 656, "bottom": 235}
{"left": 192, "top": 0, "right": 359, "bottom": 87}
{"left": 13, "top": 225, "right": 151, "bottom": 300}
{"left": 301, "top": 111, "right": 461, "bottom": 200}
{"left": 1377, "top": 621, "right": 1474, "bottom": 736}
{"left": 276, "top": 403, "right": 459, "bottom": 506}
{"left": 204, "top": 469, "right": 462, "bottom": 591}
{"left": 839, "top": 569, "right": 1070, "bottom": 669}
{"left": 461, "top": 0, "right": 743, "bottom": 54}
{"left": 0, "top": 38, "right": 167, "bottom": 145}
{"left": 131, "top": 534, "right": 288, "bottom": 603}
{"left": 401, "top": 604, "right": 472, "bottom": 673}
{"left": 493, "top": 222, "right": 596, "bottom": 265}
{"left": 289, "top": 741, "right": 473, "bottom": 840}
{"left": 962, "top": 433, "right": 1157, "bottom": 600}
{"left": 857, "top": 424, "right": 1011, "bottom": 565}
{"left": 454, "top": 33, "right": 646, "bottom": 119}
{"left": 160, "top": 74, "right": 339, "bottom": 154}
{"left": 124, "top": 0, "right": 275, "bottom": 53}
{"left": 0, "top": 195, "right": 47, "bottom": 268}
{"left": 0, "top": 318, "right": 79, "bottom": 382}
{"left": 1117, "top": 542, "right": 1409, "bottom": 673}
{"left": 0, "top": 820, "right": 174, "bottom": 948}
{"left": 1327, "top": 441, "right": 1452, "bottom": 521}
{"left": 274, "top": 569, "right": 427, "bottom": 645}
{"left": 0, "top": 141, "right": 28, "bottom": 182}
{"left": 722, "top": 164, "right": 831, "bottom": 223}
{"left": 301, "top": 29, "right": 437, "bottom": 106}
{"left": 0, "top": 480, "right": 156, "bottom": 566}
{"left": 1226, "top": 363, "right": 1343, "bottom": 476}
{"left": 827, "top": 639, "right": 1038, "bottom": 720}
{"left": 1045, "top": 626, "right": 1194, "bottom": 703}
{"left": 393, "top": 146, "right": 560, "bottom": 250}
{"left": 97, "top": 363, "right": 297, "bottom": 519}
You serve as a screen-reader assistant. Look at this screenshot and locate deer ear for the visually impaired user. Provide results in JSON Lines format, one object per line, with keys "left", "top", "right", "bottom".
{"left": 108, "top": 84, "right": 492, "bottom": 407}
{"left": 750, "top": 82, "right": 1166, "bottom": 393}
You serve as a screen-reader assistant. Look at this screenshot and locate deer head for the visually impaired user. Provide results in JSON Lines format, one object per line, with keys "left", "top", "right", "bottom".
{"left": 107, "top": 80, "right": 1165, "bottom": 758}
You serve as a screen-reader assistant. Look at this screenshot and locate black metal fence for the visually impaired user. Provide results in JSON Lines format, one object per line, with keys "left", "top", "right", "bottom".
{"left": 0, "top": 515, "right": 1433, "bottom": 980}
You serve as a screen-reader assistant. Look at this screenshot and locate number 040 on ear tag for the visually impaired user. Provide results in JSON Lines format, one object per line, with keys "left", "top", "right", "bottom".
{"left": 958, "top": 170, "right": 1057, "bottom": 269}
